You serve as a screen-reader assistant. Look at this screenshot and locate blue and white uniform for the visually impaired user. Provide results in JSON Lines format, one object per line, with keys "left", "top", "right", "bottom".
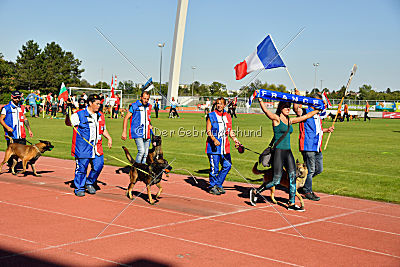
{"left": 71, "top": 108, "right": 106, "bottom": 194}
{"left": 1, "top": 101, "right": 26, "bottom": 140}
{"left": 206, "top": 110, "right": 233, "bottom": 188}
{"left": 129, "top": 100, "right": 152, "bottom": 139}
{"left": 299, "top": 107, "right": 324, "bottom": 152}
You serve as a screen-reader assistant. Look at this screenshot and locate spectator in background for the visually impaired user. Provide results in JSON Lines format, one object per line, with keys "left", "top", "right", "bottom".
{"left": 25, "top": 90, "right": 41, "bottom": 117}
{"left": 154, "top": 99, "right": 159, "bottom": 118}
{"left": 82, "top": 92, "right": 88, "bottom": 101}
{"left": 51, "top": 94, "right": 58, "bottom": 118}
{"left": 364, "top": 101, "right": 370, "bottom": 121}
{"left": 168, "top": 97, "right": 179, "bottom": 118}
{"left": 341, "top": 103, "right": 350, "bottom": 122}
{"left": 78, "top": 95, "right": 86, "bottom": 110}
{"left": 46, "top": 93, "right": 52, "bottom": 115}
{"left": 112, "top": 93, "right": 120, "bottom": 119}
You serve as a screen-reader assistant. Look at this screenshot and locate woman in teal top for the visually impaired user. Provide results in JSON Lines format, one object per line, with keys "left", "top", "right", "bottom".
{"left": 250, "top": 99, "right": 320, "bottom": 211}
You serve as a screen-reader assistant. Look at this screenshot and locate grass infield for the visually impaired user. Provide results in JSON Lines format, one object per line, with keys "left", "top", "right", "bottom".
{"left": 1, "top": 112, "right": 399, "bottom": 203}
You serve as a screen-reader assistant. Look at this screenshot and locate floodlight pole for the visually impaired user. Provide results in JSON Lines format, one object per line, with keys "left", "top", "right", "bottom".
{"left": 313, "top": 63, "right": 319, "bottom": 90}
{"left": 158, "top": 43, "right": 165, "bottom": 98}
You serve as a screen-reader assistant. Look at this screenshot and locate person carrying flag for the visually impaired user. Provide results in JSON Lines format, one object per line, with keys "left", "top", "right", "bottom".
{"left": 250, "top": 95, "right": 321, "bottom": 210}
{"left": 206, "top": 97, "right": 241, "bottom": 195}
{"left": 121, "top": 91, "right": 153, "bottom": 164}
{"left": 70, "top": 94, "right": 112, "bottom": 197}
{"left": 292, "top": 91, "right": 334, "bottom": 201}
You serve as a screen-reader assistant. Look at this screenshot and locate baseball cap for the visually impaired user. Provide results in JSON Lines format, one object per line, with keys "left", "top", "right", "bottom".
{"left": 11, "top": 91, "right": 22, "bottom": 98}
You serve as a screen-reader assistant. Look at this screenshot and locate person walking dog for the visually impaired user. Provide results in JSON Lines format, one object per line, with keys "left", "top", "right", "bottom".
{"left": 70, "top": 94, "right": 112, "bottom": 197}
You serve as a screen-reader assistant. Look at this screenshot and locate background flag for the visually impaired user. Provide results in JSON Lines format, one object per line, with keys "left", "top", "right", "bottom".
{"left": 112, "top": 75, "right": 117, "bottom": 98}
{"left": 142, "top": 77, "right": 154, "bottom": 92}
{"left": 58, "top": 82, "right": 69, "bottom": 101}
{"left": 322, "top": 91, "right": 332, "bottom": 108}
{"left": 234, "top": 35, "right": 286, "bottom": 80}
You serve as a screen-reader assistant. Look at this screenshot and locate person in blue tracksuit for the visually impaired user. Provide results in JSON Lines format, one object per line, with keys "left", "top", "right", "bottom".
{"left": 293, "top": 92, "right": 334, "bottom": 201}
{"left": 121, "top": 91, "right": 153, "bottom": 164}
{"left": 70, "top": 94, "right": 113, "bottom": 197}
{"left": 205, "top": 97, "right": 241, "bottom": 195}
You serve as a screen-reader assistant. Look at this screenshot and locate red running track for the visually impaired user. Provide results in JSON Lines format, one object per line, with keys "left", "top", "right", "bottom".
{"left": 0, "top": 152, "right": 399, "bottom": 266}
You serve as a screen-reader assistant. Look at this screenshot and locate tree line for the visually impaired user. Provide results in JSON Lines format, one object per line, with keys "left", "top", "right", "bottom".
{"left": 1, "top": 40, "right": 399, "bottom": 103}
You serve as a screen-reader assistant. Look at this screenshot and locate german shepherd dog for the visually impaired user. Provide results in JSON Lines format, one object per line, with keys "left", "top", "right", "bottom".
{"left": 147, "top": 135, "right": 163, "bottom": 164}
{"left": 252, "top": 160, "right": 308, "bottom": 208}
{"left": 0, "top": 140, "right": 54, "bottom": 176}
{"left": 122, "top": 146, "right": 170, "bottom": 205}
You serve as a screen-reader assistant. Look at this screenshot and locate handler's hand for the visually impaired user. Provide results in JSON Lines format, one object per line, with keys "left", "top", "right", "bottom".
{"left": 213, "top": 139, "right": 220, "bottom": 146}
{"left": 328, "top": 126, "right": 334, "bottom": 133}
{"left": 108, "top": 138, "right": 112, "bottom": 149}
{"left": 121, "top": 132, "right": 127, "bottom": 140}
{"left": 295, "top": 89, "right": 300, "bottom": 95}
{"left": 6, "top": 127, "right": 13, "bottom": 133}
{"left": 29, "top": 130, "right": 33, "bottom": 137}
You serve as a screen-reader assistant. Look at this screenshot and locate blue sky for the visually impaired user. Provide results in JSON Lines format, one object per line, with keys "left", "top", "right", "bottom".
{"left": 1, "top": 0, "right": 399, "bottom": 92}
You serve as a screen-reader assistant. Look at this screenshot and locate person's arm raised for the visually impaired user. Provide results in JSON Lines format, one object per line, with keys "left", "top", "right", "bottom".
{"left": 258, "top": 98, "right": 279, "bottom": 122}
{"left": 291, "top": 109, "right": 320, "bottom": 124}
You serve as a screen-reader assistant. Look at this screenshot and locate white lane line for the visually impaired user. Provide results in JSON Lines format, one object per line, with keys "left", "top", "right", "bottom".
{"left": 0, "top": 200, "right": 133, "bottom": 231}
{"left": 143, "top": 231, "right": 302, "bottom": 266}
{"left": 268, "top": 206, "right": 380, "bottom": 232}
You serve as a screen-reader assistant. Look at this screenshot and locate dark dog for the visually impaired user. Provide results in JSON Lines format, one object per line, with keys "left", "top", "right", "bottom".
{"left": 147, "top": 135, "right": 163, "bottom": 164}
{"left": 252, "top": 160, "right": 308, "bottom": 208}
{"left": 0, "top": 140, "right": 54, "bottom": 176}
{"left": 123, "top": 146, "right": 170, "bottom": 205}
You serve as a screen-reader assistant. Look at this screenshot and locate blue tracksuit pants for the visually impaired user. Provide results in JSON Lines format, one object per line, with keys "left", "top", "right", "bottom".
{"left": 74, "top": 155, "right": 104, "bottom": 193}
{"left": 208, "top": 153, "right": 232, "bottom": 188}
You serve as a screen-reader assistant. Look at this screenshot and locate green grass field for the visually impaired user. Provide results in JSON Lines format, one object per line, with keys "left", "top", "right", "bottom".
{"left": 1, "top": 112, "right": 399, "bottom": 203}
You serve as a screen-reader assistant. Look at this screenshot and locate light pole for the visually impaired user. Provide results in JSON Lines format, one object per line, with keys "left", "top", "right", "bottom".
{"left": 313, "top": 63, "right": 319, "bottom": 91}
{"left": 191, "top": 66, "right": 196, "bottom": 97}
{"left": 320, "top": 80, "right": 323, "bottom": 91}
{"left": 158, "top": 43, "right": 165, "bottom": 97}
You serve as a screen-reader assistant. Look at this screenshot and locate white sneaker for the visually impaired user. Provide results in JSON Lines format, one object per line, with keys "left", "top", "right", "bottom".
{"left": 249, "top": 189, "right": 258, "bottom": 206}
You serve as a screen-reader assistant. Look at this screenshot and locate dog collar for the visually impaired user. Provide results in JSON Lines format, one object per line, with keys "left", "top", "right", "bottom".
{"left": 33, "top": 145, "right": 42, "bottom": 155}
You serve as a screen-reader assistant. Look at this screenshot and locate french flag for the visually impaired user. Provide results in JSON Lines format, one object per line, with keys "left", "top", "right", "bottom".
{"left": 234, "top": 35, "right": 286, "bottom": 80}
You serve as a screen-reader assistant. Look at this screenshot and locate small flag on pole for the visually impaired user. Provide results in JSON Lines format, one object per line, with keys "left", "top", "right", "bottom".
{"left": 322, "top": 91, "right": 332, "bottom": 108}
{"left": 142, "top": 77, "right": 154, "bottom": 92}
{"left": 234, "top": 35, "right": 286, "bottom": 80}
{"left": 247, "top": 90, "right": 258, "bottom": 107}
{"left": 58, "top": 82, "right": 69, "bottom": 101}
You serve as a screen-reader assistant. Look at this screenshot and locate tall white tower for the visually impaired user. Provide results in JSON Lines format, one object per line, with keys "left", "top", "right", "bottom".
{"left": 167, "top": 0, "right": 189, "bottom": 103}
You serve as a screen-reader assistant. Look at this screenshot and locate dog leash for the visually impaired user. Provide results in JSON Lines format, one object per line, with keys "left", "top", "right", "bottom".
{"left": 95, "top": 157, "right": 176, "bottom": 238}
{"left": 220, "top": 154, "right": 305, "bottom": 238}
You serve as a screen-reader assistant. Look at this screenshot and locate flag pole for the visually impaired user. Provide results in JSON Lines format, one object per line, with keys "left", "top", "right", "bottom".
{"left": 285, "top": 67, "right": 297, "bottom": 90}
{"left": 324, "top": 64, "right": 357, "bottom": 150}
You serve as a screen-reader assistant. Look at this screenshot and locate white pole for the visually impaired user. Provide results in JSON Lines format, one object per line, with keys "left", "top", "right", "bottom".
{"left": 167, "top": 0, "right": 189, "bottom": 102}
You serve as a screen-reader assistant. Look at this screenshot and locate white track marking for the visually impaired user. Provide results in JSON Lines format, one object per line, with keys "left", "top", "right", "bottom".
{"left": 142, "top": 231, "right": 303, "bottom": 266}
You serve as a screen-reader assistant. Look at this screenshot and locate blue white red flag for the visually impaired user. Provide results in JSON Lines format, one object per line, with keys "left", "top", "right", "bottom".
{"left": 247, "top": 90, "right": 258, "bottom": 107}
{"left": 234, "top": 35, "right": 286, "bottom": 80}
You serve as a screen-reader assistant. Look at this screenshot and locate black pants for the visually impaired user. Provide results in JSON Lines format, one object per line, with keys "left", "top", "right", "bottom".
{"left": 342, "top": 112, "right": 350, "bottom": 122}
{"left": 231, "top": 108, "right": 237, "bottom": 118}
{"left": 112, "top": 108, "right": 119, "bottom": 118}
{"left": 169, "top": 108, "right": 179, "bottom": 118}
{"left": 257, "top": 148, "right": 296, "bottom": 203}
{"left": 51, "top": 107, "right": 57, "bottom": 117}
{"left": 155, "top": 108, "right": 159, "bottom": 118}
{"left": 364, "top": 112, "right": 370, "bottom": 121}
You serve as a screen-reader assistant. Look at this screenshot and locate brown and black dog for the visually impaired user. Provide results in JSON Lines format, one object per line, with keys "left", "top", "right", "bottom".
{"left": 147, "top": 135, "right": 163, "bottom": 164}
{"left": 123, "top": 146, "right": 170, "bottom": 205}
{"left": 0, "top": 140, "right": 54, "bottom": 176}
{"left": 252, "top": 160, "right": 308, "bottom": 208}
